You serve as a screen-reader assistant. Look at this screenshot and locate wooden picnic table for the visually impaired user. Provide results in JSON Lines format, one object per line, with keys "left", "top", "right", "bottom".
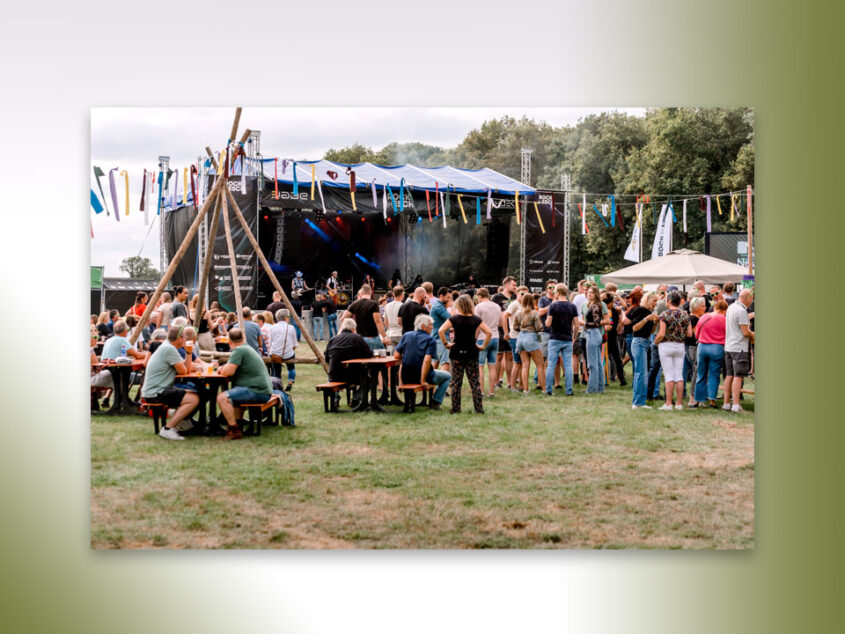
{"left": 342, "top": 357, "right": 400, "bottom": 413}
{"left": 91, "top": 359, "right": 146, "bottom": 416}
{"left": 174, "top": 369, "right": 231, "bottom": 435}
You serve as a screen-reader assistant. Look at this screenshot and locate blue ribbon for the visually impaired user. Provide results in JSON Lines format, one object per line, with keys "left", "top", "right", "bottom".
{"left": 157, "top": 171, "right": 163, "bottom": 215}
{"left": 668, "top": 198, "right": 676, "bottom": 223}
{"left": 399, "top": 178, "right": 405, "bottom": 212}
{"left": 476, "top": 196, "right": 481, "bottom": 224}
{"left": 386, "top": 184, "right": 398, "bottom": 213}
{"left": 90, "top": 189, "right": 104, "bottom": 213}
{"left": 292, "top": 162, "right": 298, "bottom": 195}
{"left": 610, "top": 194, "right": 616, "bottom": 227}
{"left": 592, "top": 204, "right": 610, "bottom": 227}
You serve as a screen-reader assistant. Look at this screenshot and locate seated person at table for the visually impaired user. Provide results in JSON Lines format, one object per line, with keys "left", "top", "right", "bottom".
{"left": 100, "top": 320, "right": 144, "bottom": 361}
{"left": 394, "top": 314, "right": 451, "bottom": 410}
{"left": 216, "top": 328, "right": 274, "bottom": 441}
{"left": 146, "top": 328, "right": 167, "bottom": 357}
{"left": 140, "top": 325, "right": 200, "bottom": 441}
{"left": 325, "top": 318, "right": 372, "bottom": 387}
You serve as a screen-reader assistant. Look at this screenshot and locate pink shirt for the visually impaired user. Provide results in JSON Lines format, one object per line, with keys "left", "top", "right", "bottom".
{"left": 695, "top": 312, "right": 726, "bottom": 344}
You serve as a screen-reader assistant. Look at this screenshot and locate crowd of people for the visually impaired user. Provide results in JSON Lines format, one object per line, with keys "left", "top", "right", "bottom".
{"left": 91, "top": 275, "right": 754, "bottom": 440}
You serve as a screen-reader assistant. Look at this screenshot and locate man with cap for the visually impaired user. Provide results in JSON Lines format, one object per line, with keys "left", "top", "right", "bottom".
{"left": 291, "top": 271, "right": 312, "bottom": 296}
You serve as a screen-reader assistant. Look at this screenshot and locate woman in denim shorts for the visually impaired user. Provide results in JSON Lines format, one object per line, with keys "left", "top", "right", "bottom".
{"left": 513, "top": 293, "right": 546, "bottom": 394}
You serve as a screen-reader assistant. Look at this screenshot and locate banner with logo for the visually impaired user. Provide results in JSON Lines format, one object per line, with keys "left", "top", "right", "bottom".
{"left": 523, "top": 191, "right": 564, "bottom": 293}
{"left": 623, "top": 205, "right": 642, "bottom": 262}
{"left": 651, "top": 203, "right": 672, "bottom": 259}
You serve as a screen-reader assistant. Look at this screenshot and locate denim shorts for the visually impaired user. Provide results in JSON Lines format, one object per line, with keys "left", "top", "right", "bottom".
{"left": 435, "top": 338, "right": 451, "bottom": 364}
{"left": 510, "top": 337, "right": 520, "bottom": 363}
{"left": 477, "top": 338, "right": 499, "bottom": 365}
{"left": 516, "top": 332, "right": 541, "bottom": 354}
{"left": 225, "top": 386, "right": 272, "bottom": 406}
{"left": 363, "top": 335, "right": 385, "bottom": 352}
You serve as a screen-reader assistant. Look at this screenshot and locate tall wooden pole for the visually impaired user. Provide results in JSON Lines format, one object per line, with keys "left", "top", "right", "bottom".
{"left": 193, "top": 188, "right": 223, "bottom": 329}
{"left": 219, "top": 187, "right": 245, "bottom": 334}
{"left": 128, "top": 175, "right": 226, "bottom": 345}
{"left": 229, "top": 108, "right": 242, "bottom": 144}
{"left": 224, "top": 187, "right": 329, "bottom": 372}
{"left": 746, "top": 184, "right": 753, "bottom": 276}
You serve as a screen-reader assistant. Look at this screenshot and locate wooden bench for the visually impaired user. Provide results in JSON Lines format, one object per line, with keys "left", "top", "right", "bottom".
{"left": 239, "top": 394, "right": 281, "bottom": 436}
{"left": 140, "top": 399, "right": 169, "bottom": 434}
{"left": 398, "top": 384, "right": 434, "bottom": 413}
{"left": 315, "top": 382, "right": 352, "bottom": 413}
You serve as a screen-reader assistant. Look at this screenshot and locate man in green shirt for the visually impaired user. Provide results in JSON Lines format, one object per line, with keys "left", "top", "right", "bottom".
{"left": 216, "top": 328, "right": 274, "bottom": 440}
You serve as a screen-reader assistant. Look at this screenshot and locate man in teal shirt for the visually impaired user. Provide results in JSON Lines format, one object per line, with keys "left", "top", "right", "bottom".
{"left": 216, "top": 327, "right": 273, "bottom": 440}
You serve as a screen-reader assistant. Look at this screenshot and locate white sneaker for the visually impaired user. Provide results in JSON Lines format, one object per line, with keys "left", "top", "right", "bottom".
{"left": 658, "top": 404, "right": 674, "bottom": 411}
{"left": 159, "top": 427, "right": 185, "bottom": 441}
{"left": 174, "top": 419, "right": 193, "bottom": 432}
{"left": 731, "top": 404, "right": 745, "bottom": 413}
{"left": 632, "top": 404, "right": 652, "bottom": 409}
{"left": 675, "top": 404, "right": 683, "bottom": 410}
{"left": 722, "top": 403, "right": 732, "bottom": 411}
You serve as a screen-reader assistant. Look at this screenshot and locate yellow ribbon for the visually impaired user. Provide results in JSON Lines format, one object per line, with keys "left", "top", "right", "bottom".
{"left": 515, "top": 192, "right": 521, "bottom": 224}
{"left": 716, "top": 194, "right": 723, "bottom": 215}
{"left": 218, "top": 150, "right": 226, "bottom": 175}
{"left": 183, "top": 168, "right": 189, "bottom": 205}
{"left": 730, "top": 194, "right": 736, "bottom": 222}
{"left": 311, "top": 165, "right": 316, "bottom": 201}
{"left": 457, "top": 194, "right": 467, "bottom": 224}
{"left": 533, "top": 202, "right": 546, "bottom": 234}
{"left": 119, "top": 170, "right": 129, "bottom": 215}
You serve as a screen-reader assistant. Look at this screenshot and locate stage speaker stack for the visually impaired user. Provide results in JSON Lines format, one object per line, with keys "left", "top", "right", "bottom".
{"left": 486, "top": 222, "right": 509, "bottom": 267}
{"left": 280, "top": 214, "right": 301, "bottom": 265}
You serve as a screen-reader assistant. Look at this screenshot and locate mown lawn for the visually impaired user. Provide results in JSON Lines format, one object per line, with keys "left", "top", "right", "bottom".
{"left": 91, "top": 344, "right": 754, "bottom": 549}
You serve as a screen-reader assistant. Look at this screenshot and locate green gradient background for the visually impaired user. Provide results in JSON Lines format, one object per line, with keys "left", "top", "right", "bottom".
{"left": 2, "top": 0, "right": 843, "bottom": 632}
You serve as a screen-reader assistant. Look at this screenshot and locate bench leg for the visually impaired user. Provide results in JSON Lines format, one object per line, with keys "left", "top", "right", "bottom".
{"left": 322, "top": 390, "right": 330, "bottom": 413}
{"left": 403, "top": 389, "right": 415, "bottom": 413}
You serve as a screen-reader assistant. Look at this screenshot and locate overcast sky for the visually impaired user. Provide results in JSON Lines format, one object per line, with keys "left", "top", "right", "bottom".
{"left": 90, "top": 107, "right": 645, "bottom": 276}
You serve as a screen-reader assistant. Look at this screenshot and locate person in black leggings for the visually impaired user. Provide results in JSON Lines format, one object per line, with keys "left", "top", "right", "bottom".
{"left": 438, "top": 294, "right": 492, "bottom": 414}
{"left": 603, "top": 292, "right": 626, "bottom": 386}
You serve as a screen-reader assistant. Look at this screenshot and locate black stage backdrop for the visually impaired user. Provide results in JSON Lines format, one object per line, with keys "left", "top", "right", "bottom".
{"left": 523, "top": 191, "right": 565, "bottom": 293}
{"left": 163, "top": 177, "right": 258, "bottom": 309}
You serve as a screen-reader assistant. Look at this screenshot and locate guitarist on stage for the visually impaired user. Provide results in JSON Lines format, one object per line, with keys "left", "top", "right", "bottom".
{"left": 326, "top": 270, "right": 340, "bottom": 305}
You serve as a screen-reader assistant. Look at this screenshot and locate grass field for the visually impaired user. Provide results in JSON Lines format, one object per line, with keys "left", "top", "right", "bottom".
{"left": 90, "top": 344, "right": 754, "bottom": 549}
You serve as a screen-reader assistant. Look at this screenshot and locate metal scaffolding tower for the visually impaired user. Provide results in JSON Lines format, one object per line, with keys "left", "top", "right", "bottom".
{"left": 519, "top": 148, "right": 532, "bottom": 285}
{"left": 196, "top": 155, "right": 208, "bottom": 301}
{"left": 157, "top": 155, "right": 170, "bottom": 277}
{"left": 562, "top": 173, "right": 571, "bottom": 287}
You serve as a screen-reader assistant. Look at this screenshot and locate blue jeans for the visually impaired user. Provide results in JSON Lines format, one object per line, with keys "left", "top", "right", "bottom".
{"left": 363, "top": 335, "right": 384, "bottom": 352}
{"left": 312, "top": 316, "right": 324, "bottom": 341}
{"left": 695, "top": 343, "right": 725, "bottom": 402}
{"left": 429, "top": 369, "right": 452, "bottom": 404}
{"left": 545, "top": 339, "right": 573, "bottom": 395}
{"left": 225, "top": 386, "right": 271, "bottom": 406}
{"left": 682, "top": 343, "right": 697, "bottom": 397}
{"left": 292, "top": 320, "right": 301, "bottom": 341}
{"left": 630, "top": 336, "right": 650, "bottom": 406}
{"left": 327, "top": 313, "right": 338, "bottom": 337}
{"left": 585, "top": 328, "right": 604, "bottom": 393}
{"left": 647, "top": 335, "right": 662, "bottom": 399}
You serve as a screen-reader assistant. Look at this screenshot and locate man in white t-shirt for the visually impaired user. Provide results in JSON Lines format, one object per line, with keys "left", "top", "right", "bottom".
{"left": 571, "top": 280, "right": 588, "bottom": 384}
{"left": 722, "top": 289, "right": 754, "bottom": 413}
{"left": 383, "top": 285, "right": 405, "bottom": 353}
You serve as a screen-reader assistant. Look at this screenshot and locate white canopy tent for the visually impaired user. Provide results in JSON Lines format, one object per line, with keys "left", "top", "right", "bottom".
{"left": 600, "top": 249, "right": 750, "bottom": 285}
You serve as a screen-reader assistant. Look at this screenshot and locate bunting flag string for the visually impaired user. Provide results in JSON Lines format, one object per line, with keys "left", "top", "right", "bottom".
{"left": 476, "top": 196, "right": 481, "bottom": 225}
{"left": 93, "top": 166, "right": 110, "bottom": 216}
{"left": 274, "top": 158, "right": 279, "bottom": 199}
{"left": 108, "top": 168, "right": 120, "bottom": 223}
{"left": 425, "top": 190, "right": 432, "bottom": 222}
{"left": 457, "top": 194, "right": 467, "bottom": 224}
{"left": 311, "top": 165, "right": 316, "bottom": 201}
{"left": 120, "top": 170, "right": 129, "bottom": 216}
{"left": 533, "top": 202, "right": 546, "bottom": 234}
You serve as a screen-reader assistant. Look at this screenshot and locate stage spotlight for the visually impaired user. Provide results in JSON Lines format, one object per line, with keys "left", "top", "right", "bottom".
{"left": 314, "top": 208, "right": 324, "bottom": 221}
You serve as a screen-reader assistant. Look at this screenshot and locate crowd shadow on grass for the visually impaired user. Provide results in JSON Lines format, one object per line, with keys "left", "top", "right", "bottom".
{"left": 90, "top": 356, "right": 754, "bottom": 549}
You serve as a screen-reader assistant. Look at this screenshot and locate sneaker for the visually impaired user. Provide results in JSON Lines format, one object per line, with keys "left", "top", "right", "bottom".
{"left": 731, "top": 404, "right": 745, "bottom": 413}
{"left": 159, "top": 427, "right": 184, "bottom": 441}
{"left": 285, "top": 382, "right": 293, "bottom": 392}
{"left": 709, "top": 400, "right": 719, "bottom": 409}
{"left": 429, "top": 402, "right": 442, "bottom": 411}
{"left": 174, "top": 419, "right": 194, "bottom": 432}
{"left": 546, "top": 391, "right": 553, "bottom": 396}
{"left": 658, "top": 404, "right": 674, "bottom": 411}
{"left": 449, "top": 409, "right": 461, "bottom": 414}
{"left": 639, "top": 404, "right": 652, "bottom": 409}
{"left": 674, "top": 404, "right": 683, "bottom": 411}
{"left": 722, "top": 403, "right": 732, "bottom": 411}
{"left": 487, "top": 393, "right": 494, "bottom": 398}
{"left": 555, "top": 385, "right": 563, "bottom": 390}
{"left": 688, "top": 403, "right": 699, "bottom": 409}
{"left": 522, "top": 390, "right": 530, "bottom": 395}
{"left": 535, "top": 385, "right": 543, "bottom": 391}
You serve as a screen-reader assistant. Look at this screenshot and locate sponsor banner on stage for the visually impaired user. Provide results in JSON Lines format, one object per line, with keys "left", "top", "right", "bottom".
{"left": 523, "top": 191, "right": 564, "bottom": 293}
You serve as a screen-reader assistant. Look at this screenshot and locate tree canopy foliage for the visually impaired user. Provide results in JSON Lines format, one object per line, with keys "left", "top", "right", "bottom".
{"left": 323, "top": 108, "right": 754, "bottom": 279}
{"left": 119, "top": 256, "right": 160, "bottom": 280}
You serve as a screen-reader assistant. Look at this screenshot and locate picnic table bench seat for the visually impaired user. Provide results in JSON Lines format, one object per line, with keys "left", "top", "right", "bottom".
{"left": 397, "top": 384, "right": 434, "bottom": 413}
{"left": 315, "top": 381, "right": 356, "bottom": 413}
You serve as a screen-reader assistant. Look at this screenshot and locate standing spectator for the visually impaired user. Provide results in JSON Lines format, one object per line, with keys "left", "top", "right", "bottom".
{"left": 603, "top": 292, "right": 626, "bottom": 386}
{"left": 438, "top": 294, "right": 491, "bottom": 414}
{"left": 473, "top": 288, "right": 501, "bottom": 397}
{"left": 544, "top": 283, "right": 579, "bottom": 396}
{"left": 269, "top": 309, "right": 298, "bottom": 391}
{"left": 398, "top": 288, "right": 429, "bottom": 335}
{"left": 629, "top": 290, "right": 659, "bottom": 408}
{"left": 429, "top": 287, "right": 452, "bottom": 372}
{"left": 342, "top": 284, "right": 390, "bottom": 353}
{"left": 266, "top": 291, "right": 285, "bottom": 316}
{"left": 513, "top": 292, "right": 546, "bottom": 394}
{"left": 394, "top": 314, "right": 452, "bottom": 410}
{"left": 572, "top": 280, "right": 588, "bottom": 384}
{"left": 240, "top": 307, "right": 264, "bottom": 354}
{"left": 505, "top": 286, "right": 529, "bottom": 390}
{"left": 722, "top": 282, "right": 738, "bottom": 305}
{"left": 582, "top": 286, "right": 610, "bottom": 394}
{"left": 723, "top": 289, "right": 754, "bottom": 412}
{"left": 537, "top": 280, "right": 556, "bottom": 386}
{"left": 289, "top": 291, "right": 303, "bottom": 341}
{"left": 693, "top": 299, "right": 728, "bottom": 408}
{"left": 325, "top": 290, "right": 338, "bottom": 338}
{"left": 311, "top": 293, "right": 332, "bottom": 342}
{"left": 383, "top": 285, "right": 405, "bottom": 353}
{"left": 171, "top": 286, "right": 189, "bottom": 320}
{"left": 492, "top": 276, "right": 517, "bottom": 389}
{"left": 216, "top": 328, "right": 274, "bottom": 440}
{"left": 653, "top": 291, "right": 693, "bottom": 410}
{"left": 684, "top": 297, "right": 707, "bottom": 406}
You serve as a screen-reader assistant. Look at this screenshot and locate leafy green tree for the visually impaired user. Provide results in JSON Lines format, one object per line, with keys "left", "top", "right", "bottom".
{"left": 323, "top": 143, "right": 378, "bottom": 164}
{"left": 119, "top": 256, "right": 159, "bottom": 279}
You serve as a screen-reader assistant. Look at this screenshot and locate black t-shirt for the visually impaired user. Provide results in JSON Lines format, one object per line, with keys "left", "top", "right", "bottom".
{"left": 398, "top": 300, "right": 429, "bottom": 334}
{"left": 547, "top": 301, "right": 579, "bottom": 341}
{"left": 685, "top": 314, "right": 700, "bottom": 346}
{"left": 97, "top": 323, "right": 111, "bottom": 338}
{"left": 171, "top": 301, "right": 188, "bottom": 319}
{"left": 325, "top": 331, "right": 372, "bottom": 383}
{"left": 267, "top": 300, "right": 284, "bottom": 315}
{"left": 311, "top": 300, "right": 332, "bottom": 319}
{"left": 448, "top": 314, "right": 482, "bottom": 362}
{"left": 491, "top": 292, "right": 511, "bottom": 339}
{"left": 346, "top": 298, "right": 380, "bottom": 337}
{"left": 290, "top": 299, "right": 302, "bottom": 317}
{"left": 628, "top": 306, "right": 655, "bottom": 338}
{"left": 198, "top": 315, "right": 210, "bottom": 333}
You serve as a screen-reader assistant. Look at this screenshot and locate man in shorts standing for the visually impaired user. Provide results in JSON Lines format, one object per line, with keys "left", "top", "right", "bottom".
{"left": 473, "top": 288, "right": 501, "bottom": 397}
{"left": 140, "top": 325, "right": 200, "bottom": 440}
{"left": 722, "top": 289, "right": 754, "bottom": 413}
{"left": 216, "top": 328, "right": 274, "bottom": 440}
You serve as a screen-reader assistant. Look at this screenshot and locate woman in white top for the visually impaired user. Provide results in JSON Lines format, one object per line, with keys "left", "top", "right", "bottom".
{"left": 269, "top": 309, "right": 298, "bottom": 391}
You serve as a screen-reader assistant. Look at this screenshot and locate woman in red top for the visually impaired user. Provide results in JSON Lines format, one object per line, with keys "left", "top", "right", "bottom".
{"left": 130, "top": 292, "right": 148, "bottom": 317}
{"left": 693, "top": 300, "right": 728, "bottom": 408}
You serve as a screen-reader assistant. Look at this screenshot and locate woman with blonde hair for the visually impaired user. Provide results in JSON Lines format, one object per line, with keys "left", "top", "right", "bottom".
{"left": 628, "top": 291, "right": 659, "bottom": 408}
{"left": 513, "top": 292, "right": 546, "bottom": 394}
{"left": 96, "top": 311, "right": 111, "bottom": 339}
{"left": 439, "top": 294, "right": 492, "bottom": 414}
{"left": 582, "top": 286, "right": 611, "bottom": 394}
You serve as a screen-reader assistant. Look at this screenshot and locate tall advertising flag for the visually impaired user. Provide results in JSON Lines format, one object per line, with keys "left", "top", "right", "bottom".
{"left": 651, "top": 203, "right": 672, "bottom": 259}
{"left": 624, "top": 205, "right": 642, "bottom": 262}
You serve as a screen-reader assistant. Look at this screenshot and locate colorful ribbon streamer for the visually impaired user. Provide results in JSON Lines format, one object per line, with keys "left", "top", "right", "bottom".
{"left": 108, "top": 168, "right": 120, "bottom": 222}
{"left": 386, "top": 184, "right": 398, "bottom": 213}
{"left": 425, "top": 190, "right": 432, "bottom": 222}
{"left": 533, "top": 202, "right": 546, "bottom": 234}
{"left": 120, "top": 170, "right": 129, "bottom": 216}
{"left": 139, "top": 170, "right": 147, "bottom": 213}
{"left": 292, "top": 162, "right": 299, "bottom": 196}
{"left": 93, "top": 166, "right": 110, "bottom": 216}
{"left": 171, "top": 168, "right": 179, "bottom": 210}
{"left": 311, "top": 164, "right": 316, "bottom": 201}
{"left": 435, "top": 183, "right": 440, "bottom": 217}
{"left": 457, "top": 194, "right": 467, "bottom": 224}
{"left": 347, "top": 168, "right": 357, "bottom": 211}
{"left": 445, "top": 186, "right": 451, "bottom": 218}
{"left": 274, "top": 158, "right": 279, "bottom": 199}
{"left": 716, "top": 194, "right": 723, "bottom": 216}
{"left": 668, "top": 198, "right": 676, "bottom": 223}
{"left": 581, "top": 194, "right": 587, "bottom": 234}
{"left": 399, "top": 178, "right": 405, "bottom": 213}
{"left": 476, "top": 196, "right": 481, "bottom": 225}
{"left": 382, "top": 184, "right": 388, "bottom": 219}
{"left": 729, "top": 194, "right": 736, "bottom": 222}
{"left": 157, "top": 171, "right": 163, "bottom": 216}
{"left": 682, "top": 199, "right": 688, "bottom": 233}
{"left": 610, "top": 194, "right": 616, "bottom": 227}
{"left": 705, "top": 195, "right": 712, "bottom": 231}
{"left": 515, "top": 192, "right": 520, "bottom": 224}
{"left": 90, "top": 189, "right": 104, "bottom": 214}
{"left": 592, "top": 204, "right": 610, "bottom": 227}
{"left": 316, "top": 178, "right": 326, "bottom": 212}
{"left": 372, "top": 179, "right": 377, "bottom": 208}
{"left": 486, "top": 189, "right": 492, "bottom": 220}
{"left": 441, "top": 191, "right": 447, "bottom": 228}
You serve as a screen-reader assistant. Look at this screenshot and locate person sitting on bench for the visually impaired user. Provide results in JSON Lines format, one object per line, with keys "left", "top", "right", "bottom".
{"left": 140, "top": 325, "right": 200, "bottom": 441}
{"left": 324, "top": 318, "right": 372, "bottom": 405}
{"left": 393, "top": 314, "right": 451, "bottom": 410}
{"left": 215, "top": 327, "right": 273, "bottom": 441}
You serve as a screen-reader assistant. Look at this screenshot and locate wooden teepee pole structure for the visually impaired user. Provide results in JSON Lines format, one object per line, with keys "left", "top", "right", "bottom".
{"left": 219, "top": 187, "right": 245, "bottom": 334}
